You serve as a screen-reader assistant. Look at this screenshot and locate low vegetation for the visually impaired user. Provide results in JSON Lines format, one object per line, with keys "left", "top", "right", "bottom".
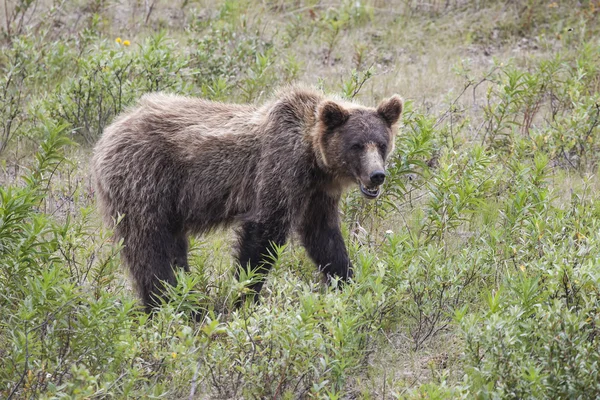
{"left": 1, "top": 0, "right": 600, "bottom": 398}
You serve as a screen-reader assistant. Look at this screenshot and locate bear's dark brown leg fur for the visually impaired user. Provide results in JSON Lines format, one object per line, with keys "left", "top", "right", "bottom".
{"left": 172, "top": 233, "right": 189, "bottom": 272}
{"left": 121, "top": 228, "right": 180, "bottom": 313}
{"left": 235, "top": 220, "right": 289, "bottom": 302}
{"left": 298, "top": 191, "right": 353, "bottom": 282}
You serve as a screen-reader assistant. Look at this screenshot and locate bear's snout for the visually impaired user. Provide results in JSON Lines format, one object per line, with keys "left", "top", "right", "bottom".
{"left": 369, "top": 171, "right": 386, "bottom": 185}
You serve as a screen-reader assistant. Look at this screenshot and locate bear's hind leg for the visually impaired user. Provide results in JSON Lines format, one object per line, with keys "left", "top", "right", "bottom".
{"left": 235, "top": 220, "right": 288, "bottom": 303}
{"left": 121, "top": 230, "right": 179, "bottom": 314}
{"left": 172, "top": 233, "right": 190, "bottom": 272}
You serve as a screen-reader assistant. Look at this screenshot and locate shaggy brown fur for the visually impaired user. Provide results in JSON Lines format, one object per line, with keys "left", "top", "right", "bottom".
{"left": 91, "top": 86, "right": 403, "bottom": 312}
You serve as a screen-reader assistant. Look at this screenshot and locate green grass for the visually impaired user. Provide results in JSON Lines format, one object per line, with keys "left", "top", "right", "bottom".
{"left": 2, "top": 0, "right": 600, "bottom": 398}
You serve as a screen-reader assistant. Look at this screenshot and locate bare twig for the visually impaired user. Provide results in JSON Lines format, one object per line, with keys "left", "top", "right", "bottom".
{"left": 434, "top": 82, "right": 471, "bottom": 129}
{"left": 3, "top": 0, "right": 10, "bottom": 38}
{"left": 189, "top": 342, "right": 207, "bottom": 400}
{"left": 145, "top": 0, "right": 156, "bottom": 24}
{"left": 7, "top": 299, "right": 78, "bottom": 399}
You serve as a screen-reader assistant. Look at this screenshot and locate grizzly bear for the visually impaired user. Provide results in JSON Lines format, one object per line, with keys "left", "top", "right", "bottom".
{"left": 91, "top": 86, "right": 403, "bottom": 313}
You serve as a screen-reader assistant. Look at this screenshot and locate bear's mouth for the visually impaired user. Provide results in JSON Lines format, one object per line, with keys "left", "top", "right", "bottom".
{"left": 359, "top": 182, "right": 381, "bottom": 199}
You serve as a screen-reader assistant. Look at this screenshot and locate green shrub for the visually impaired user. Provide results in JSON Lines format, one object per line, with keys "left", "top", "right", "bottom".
{"left": 48, "top": 32, "right": 193, "bottom": 144}
{"left": 3, "top": 1, "right": 600, "bottom": 398}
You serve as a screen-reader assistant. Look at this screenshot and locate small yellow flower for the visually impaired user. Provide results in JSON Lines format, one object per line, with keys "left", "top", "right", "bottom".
{"left": 116, "top": 37, "right": 122, "bottom": 44}
{"left": 519, "top": 265, "right": 526, "bottom": 272}
{"left": 123, "top": 40, "right": 131, "bottom": 46}
{"left": 171, "top": 352, "right": 177, "bottom": 359}
{"left": 548, "top": 2, "right": 558, "bottom": 8}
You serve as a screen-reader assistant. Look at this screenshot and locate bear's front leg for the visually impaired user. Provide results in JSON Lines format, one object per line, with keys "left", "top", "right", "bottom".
{"left": 235, "top": 220, "right": 289, "bottom": 303}
{"left": 298, "top": 191, "right": 353, "bottom": 283}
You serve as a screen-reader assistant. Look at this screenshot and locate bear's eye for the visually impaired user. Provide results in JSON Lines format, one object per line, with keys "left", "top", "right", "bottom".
{"left": 379, "top": 143, "right": 388, "bottom": 153}
{"left": 351, "top": 143, "right": 363, "bottom": 151}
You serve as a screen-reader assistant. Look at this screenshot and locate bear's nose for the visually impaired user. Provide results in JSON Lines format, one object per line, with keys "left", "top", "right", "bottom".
{"left": 370, "top": 171, "right": 386, "bottom": 185}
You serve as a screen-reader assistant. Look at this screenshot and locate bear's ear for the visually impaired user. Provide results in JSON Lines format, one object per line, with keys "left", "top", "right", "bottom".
{"left": 377, "top": 95, "right": 403, "bottom": 126}
{"left": 318, "top": 101, "right": 350, "bottom": 129}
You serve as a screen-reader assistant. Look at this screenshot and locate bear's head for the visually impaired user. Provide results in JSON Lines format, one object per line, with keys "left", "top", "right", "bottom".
{"left": 314, "top": 95, "right": 403, "bottom": 199}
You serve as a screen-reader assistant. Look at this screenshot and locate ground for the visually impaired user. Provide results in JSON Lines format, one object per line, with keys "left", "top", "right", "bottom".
{"left": 1, "top": 0, "right": 600, "bottom": 398}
